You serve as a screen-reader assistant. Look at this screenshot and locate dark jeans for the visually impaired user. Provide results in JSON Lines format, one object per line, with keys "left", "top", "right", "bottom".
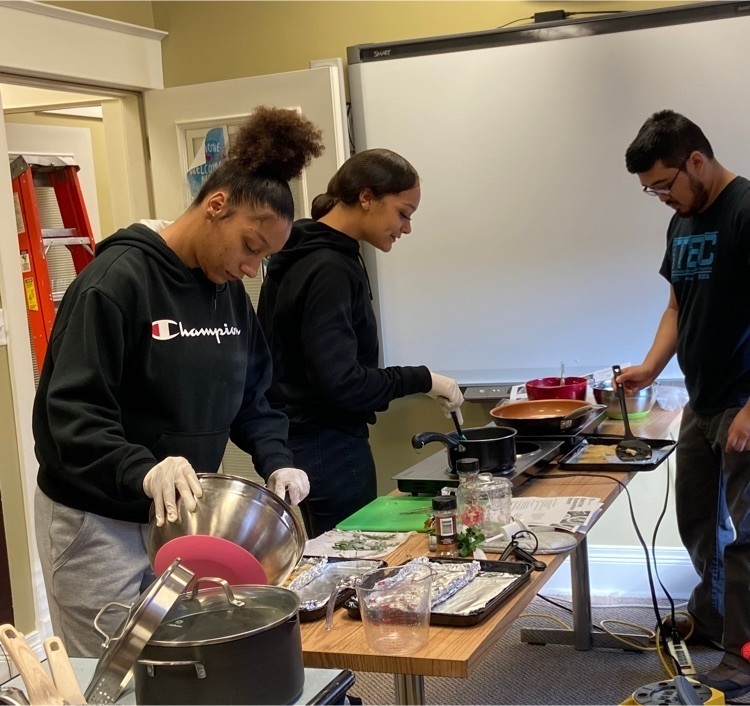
{"left": 676, "top": 404, "right": 750, "bottom": 670}
{"left": 287, "top": 427, "right": 378, "bottom": 538}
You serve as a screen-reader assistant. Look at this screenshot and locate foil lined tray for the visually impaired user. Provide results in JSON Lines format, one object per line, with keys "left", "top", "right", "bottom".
{"left": 285, "top": 557, "right": 385, "bottom": 622}
{"left": 556, "top": 435, "right": 677, "bottom": 471}
{"left": 343, "top": 557, "right": 532, "bottom": 627}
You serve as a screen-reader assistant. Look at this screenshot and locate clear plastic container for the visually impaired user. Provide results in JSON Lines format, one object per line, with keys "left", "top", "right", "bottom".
{"left": 356, "top": 564, "right": 435, "bottom": 655}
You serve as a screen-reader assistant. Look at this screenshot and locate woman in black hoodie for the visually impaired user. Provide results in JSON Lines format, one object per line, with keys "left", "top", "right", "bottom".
{"left": 33, "top": 107, "right": 323, "bottom": 657}
{"left": 258, "top": 149, "right": 463, "bottom": 537}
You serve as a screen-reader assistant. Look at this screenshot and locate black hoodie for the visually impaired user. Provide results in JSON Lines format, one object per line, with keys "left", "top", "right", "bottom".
{"left": 257, "top": 219, "right": 431, "bottom": 437}
{"left": 34, "top": 224, "right": 293, "bottom": 523}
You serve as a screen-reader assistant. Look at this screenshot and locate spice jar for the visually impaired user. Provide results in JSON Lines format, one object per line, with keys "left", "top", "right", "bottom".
{"left": 431, "top": 495, "right": 458, "bottom": 557}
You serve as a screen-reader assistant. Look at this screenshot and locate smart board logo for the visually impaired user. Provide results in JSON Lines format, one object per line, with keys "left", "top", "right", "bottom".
{"left": 373, "top": 50, "right": 392, "bottom": 58}
{"left": 737, "top": 3, "right": 750, "bottom": 11}
{"left": 151, "top": 319, "right": 241, "bottom": 344}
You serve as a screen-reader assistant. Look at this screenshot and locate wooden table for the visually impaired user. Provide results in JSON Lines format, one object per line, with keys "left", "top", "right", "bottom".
{"left": 300, "top": 408, "right": 681, "bottom": 704}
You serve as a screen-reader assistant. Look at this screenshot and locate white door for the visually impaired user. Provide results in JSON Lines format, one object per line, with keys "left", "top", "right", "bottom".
{"left": 144, "top": 66, "right": 345, "bottom": 221}
{"left": 142, "top": 67, "right": 346, "bottom": 484}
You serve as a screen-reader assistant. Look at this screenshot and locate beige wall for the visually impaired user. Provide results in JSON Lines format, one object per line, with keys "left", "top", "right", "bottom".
{"left": 3, "top": 112, "right": 115, "bottom": 238}
{"left": 20, "top": 1, "right": 687, "bottom": 559}
{"left": 51, "top": 2, "right": 681, "bottom": 88}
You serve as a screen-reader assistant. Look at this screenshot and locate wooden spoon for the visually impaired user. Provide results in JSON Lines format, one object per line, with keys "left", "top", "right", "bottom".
{"left": 0, "top": 625, "right": 66, "bottom": 706}
{"left": 44, "top": 637, "right": 86, "bottom": 705}
{"left": 611, "top": 365, "right": 652, "bottom": 461}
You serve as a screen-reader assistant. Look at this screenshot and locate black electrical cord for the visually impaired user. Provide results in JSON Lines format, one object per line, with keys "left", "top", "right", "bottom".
{"left": 513, "top": 528, "right": 539, "bottom": 553}
{"left": 496, "top": 16, "right": 533, "bottom": 30}
{"left": 550, "top": 466, "right": 684, "bottom": 675}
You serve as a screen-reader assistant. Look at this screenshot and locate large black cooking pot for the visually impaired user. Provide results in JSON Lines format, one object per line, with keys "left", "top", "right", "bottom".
{"left": 490, "top": 400, "right": 606, "bottom": 435}
{"left": 411, "top": 426, "right": 517, "bottom": 471}
{"left": 134, "top": 580, "right": 304, "bottom": 705}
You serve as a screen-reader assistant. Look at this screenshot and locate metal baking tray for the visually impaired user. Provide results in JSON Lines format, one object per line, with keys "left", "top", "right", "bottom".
{"left": 342, "top": 558, "right": 532, "bottom": 627}
{"left": 287, "top": 557, "right": 386, "bottom": 622}
{"left": 556, "top": 435, "right": 678, "bottom": 471}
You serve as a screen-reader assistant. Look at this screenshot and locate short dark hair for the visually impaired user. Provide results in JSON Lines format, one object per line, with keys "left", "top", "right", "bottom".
{"left": 625, "top": 109, "right": 713, "bottom": 174}
{"left": 194, "top": 106, "right": 324, "bottom": 220}
{"left": 311, "top": 148, "right": 419, "bottom": 220}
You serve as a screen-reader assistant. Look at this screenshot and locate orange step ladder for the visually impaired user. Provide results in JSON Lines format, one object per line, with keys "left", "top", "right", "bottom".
{"left": 11, "top": 155, "right": 96, "bottom": 369}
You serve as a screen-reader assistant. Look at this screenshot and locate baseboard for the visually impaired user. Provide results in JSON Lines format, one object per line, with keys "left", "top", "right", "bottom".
{"left": 541, "top": 544, "right": 698, "bottom": 599}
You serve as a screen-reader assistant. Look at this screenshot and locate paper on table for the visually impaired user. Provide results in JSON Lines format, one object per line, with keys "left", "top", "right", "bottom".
{"left": 511, "top": 496, "right": 602, "bottom": 534}
{"left": 304, "top": 529, "right": 415, "bottom": 559}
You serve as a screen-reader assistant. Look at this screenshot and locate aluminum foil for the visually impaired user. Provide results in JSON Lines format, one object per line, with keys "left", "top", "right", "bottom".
{"left": 292, "top": 559, "right": 383, "bottom": 612}
{"left": 287, "top": 556, "right": 328, "bottom": 592}
{"left": 407, "top": 557, "right": 481, "bottom": 607}
{"left": 430, "top": 571, "right": 520, "bottom": 616}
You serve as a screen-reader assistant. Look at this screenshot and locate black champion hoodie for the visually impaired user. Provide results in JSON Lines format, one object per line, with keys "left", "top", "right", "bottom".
{"left": 257, "top": 219, "right": 432, "bottom": 437}
{"left": 34, "top": 224, "right": 293, "bottom": 523}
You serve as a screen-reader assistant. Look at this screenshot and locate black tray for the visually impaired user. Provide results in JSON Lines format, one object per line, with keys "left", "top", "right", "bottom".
{"left": 556, "top": 435, "right": 678, "bottom": 472}
{"left": 292, "top": 557, "right": 386, "bottom": 622}
{"left": 342, "top": 558, "right": 532, "bottom": 627}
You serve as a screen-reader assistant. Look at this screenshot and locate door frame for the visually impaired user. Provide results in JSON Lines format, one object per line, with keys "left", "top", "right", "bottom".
{"left": 0, "top": 2, "right": 165, "bottom": 641}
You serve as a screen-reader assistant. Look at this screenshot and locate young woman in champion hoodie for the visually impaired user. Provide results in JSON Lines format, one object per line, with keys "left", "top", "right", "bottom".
{"left": 33, "top": 107, "right": 323, "bottom": 657}
{"left": 257, "top": 149, "right": 464, "bottom": 537}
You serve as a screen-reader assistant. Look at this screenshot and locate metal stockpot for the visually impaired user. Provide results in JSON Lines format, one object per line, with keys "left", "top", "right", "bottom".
{"left": 411, "top": 426, "right": 517, "bottom": 471}
{"left": 134, "top": 579, "right": 304, "bottom": 705}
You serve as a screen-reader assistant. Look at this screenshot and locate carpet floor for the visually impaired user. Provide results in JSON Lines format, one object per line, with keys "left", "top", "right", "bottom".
{"left": 345, "top": 595, "right": 750, "bottom": 705}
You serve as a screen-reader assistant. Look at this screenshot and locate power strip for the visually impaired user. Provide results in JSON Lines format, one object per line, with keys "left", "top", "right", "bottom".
{"left": 666, "top": 636, "right": 696, "bottom": 675}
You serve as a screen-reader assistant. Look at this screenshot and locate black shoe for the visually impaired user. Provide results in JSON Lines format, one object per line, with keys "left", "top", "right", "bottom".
{"left": 656, "top": 613, "right": 723, "bottom": 649}
{"left": 696, "top": 660, "right": 750, "bottom": 699}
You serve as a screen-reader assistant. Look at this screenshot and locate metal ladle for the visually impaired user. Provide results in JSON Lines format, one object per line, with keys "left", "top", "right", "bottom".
{"left": 611, "top": 365, "right": 652, "bottom": 461}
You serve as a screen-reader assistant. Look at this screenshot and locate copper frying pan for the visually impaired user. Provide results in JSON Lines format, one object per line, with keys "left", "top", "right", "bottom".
{"left": 490, "top": 399, "right": 604, "bottom": 434}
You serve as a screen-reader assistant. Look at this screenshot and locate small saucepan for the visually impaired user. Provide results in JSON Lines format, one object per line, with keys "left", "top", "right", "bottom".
{"left": 490, "top": 399, "right": 606, "bottom": 435}
{"left": 411, "top": 426, "right": 517, "bottom": 472}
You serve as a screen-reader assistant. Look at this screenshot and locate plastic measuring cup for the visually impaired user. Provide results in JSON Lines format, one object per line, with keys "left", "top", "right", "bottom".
{"left": 356, "top": 564, "right": 435, "bottom": 655}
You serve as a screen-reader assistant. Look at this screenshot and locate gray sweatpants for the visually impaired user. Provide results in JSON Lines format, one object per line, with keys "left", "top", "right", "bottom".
{"left": 676, "top": 405, "right": 750, "bottom": 672}
{"left": 35, "top": 487, "right": 155, "bottom": 658}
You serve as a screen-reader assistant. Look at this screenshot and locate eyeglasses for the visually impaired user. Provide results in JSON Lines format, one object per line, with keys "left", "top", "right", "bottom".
{"left": 643, "top": 158, "right": 688, "bottom": 197}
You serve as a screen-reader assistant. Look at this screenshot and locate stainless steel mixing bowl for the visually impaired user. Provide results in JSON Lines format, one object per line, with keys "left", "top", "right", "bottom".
{"left": 146, "top": 473, "right": 306, "bottom": 586}
{"left": 592, "top": 381, "right": 658, "bottom": 419}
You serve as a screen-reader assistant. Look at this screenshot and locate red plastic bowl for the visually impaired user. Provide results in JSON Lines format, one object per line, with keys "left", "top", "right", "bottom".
{"left": 526, "top": 376, "right": 588, "bottom": 401}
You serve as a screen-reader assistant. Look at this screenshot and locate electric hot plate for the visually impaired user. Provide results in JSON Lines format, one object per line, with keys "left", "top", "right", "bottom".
{"left": 393, "top": 439, "right": 564, "bottom": 497}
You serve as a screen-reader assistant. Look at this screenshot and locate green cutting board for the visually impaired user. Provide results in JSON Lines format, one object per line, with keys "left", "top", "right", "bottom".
{"left": 336, "top": 496, "right": 433, "bottom": 533}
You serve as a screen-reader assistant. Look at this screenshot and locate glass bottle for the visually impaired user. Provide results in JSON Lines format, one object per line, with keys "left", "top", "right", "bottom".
{"left": 456, "top": 473, "right": 512, "bottom": 541}
{"left": 431, "top": 495, "right": 458, "bottom": 557}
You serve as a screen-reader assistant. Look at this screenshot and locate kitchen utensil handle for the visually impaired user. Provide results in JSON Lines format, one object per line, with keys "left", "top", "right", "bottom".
{"left": 44, "top": 638, "right": 86, "bottom": 705}
{"left": 611, "top": 365, "right": 634, "bottom": 436}
{"left": 0, "top": 625, "right": 66, "bottom": 706}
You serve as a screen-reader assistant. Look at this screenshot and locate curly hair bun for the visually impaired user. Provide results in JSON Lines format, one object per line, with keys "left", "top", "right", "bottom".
{"left": 228, "top": 106, "right": 325, "bottom": 182}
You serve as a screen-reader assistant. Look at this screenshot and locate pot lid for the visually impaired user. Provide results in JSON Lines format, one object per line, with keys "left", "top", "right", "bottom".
{"left": 84, "top": 559, "right": 194, "bottom": 704}
{"left": 147, "top": 580, "right": 299, "bottom": 646}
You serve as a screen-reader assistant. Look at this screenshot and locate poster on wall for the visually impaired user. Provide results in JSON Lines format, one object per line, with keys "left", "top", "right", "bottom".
{"left": 185, "top": 126, "right": 229, "bottom": 201}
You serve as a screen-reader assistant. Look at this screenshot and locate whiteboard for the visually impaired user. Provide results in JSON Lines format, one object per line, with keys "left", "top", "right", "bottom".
{"left": 348, "top": 3, "right": 750, "bottom": 385}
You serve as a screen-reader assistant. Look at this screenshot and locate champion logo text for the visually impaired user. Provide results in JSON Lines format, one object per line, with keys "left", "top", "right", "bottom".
{"left": 151, "top": 319, "right": 241, "bottom": 344}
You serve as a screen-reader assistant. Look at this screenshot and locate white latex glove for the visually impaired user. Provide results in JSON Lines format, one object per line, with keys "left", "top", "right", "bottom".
{"left": 426, "top": 372, "right": 465, "bottom": 424}
{"left": 143, "top": 456, "right": 203, "bottom": 527}
{"left": 267, "top": 467, "right": 310, "bottom": 506}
